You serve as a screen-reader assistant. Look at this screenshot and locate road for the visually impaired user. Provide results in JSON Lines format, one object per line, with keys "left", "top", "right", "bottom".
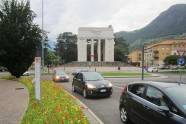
{"left": 42, "top": 71, "right": 186, "bottom": 124}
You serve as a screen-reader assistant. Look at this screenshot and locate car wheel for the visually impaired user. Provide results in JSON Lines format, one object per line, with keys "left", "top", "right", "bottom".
{"left": 83, "top": 89, "right": 88, "bottom": 98}
{"left": 72, "top": 85, "right": 76, "bottom": 92}
{"left": 120, "top": 106, "right": 129, "bottom": 124}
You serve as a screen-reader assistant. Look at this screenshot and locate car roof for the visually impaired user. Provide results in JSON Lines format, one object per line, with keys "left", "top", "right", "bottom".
{"left": 81, "top": 71, "right": 99, "bottom": 74}
{"left": 129, "top": 81, "right": 186, "bottom": 89}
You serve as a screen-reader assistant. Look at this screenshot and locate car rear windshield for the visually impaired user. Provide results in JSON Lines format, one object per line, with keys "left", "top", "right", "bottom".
{"left": 165, "top": 86, "right": 186, "bottom": 113}
{"left": 84, "top": 72, "right": 104, "bottom": 81}
{"left": 56, "top": 71, "right": 65, "bottom": 75}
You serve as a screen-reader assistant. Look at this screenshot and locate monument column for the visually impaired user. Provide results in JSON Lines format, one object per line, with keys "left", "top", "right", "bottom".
{"left": 104, "top": 38, "right": 115, "bottom": 62}
{"left": 91, "top": 39, "right": 94, "bottom": 62}
{"left": 97, "top": 39, "right": 101, "bottom": 62}
{"left": 78, "top": 38, "right": 87, "bottom": 62}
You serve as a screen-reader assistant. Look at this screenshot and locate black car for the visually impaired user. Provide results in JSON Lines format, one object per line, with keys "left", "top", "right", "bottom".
{"left": 119, "top": 81, "right": 186, "bottom": 124}
{"left": 72, "top": 72, "right": 113, "bottom": 98}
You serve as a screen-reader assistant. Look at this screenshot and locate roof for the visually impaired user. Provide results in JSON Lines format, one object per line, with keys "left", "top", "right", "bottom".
{"left": 130, "top": 81, "right": 186, "bottom": 89}
{"left": 145, "top": 39, "right": 186, "bottom": 49}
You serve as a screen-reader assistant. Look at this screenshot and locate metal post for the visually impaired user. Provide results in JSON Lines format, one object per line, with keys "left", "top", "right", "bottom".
{"left": 41, "top": 0, "right": 44, "bottom": 69}
{"left": 142, "top": 45, "right": 145, "bottom": 80}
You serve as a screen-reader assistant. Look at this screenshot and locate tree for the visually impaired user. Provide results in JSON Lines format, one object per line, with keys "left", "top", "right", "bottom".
{"left": 164, "top": 55, "right": 179, "bottom": 65}
{"left": 114, "top": 37, "right": 129, "bottom": 62}
{"left": 45, "top": 50, "right": 60, "bottom": 66}
{"left": 55, "top": 32, "right": 77, "bottom": 63}
{"left": 0, "top": 0, "right": 42, "bottom": 78}
{"left": 164, "top": 55, "right": 186, "bottom": 65}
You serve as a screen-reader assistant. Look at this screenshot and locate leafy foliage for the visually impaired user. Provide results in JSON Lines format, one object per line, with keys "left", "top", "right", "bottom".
{"left": 164, "top": 55, "right": 179, "bottom": 65}
{"left": 164, "top": 55, "right": 186, "bottom": 65}
{"left": 0, "top": 0, "right": 41, "bottom": 77}
{"left": 55, "top": 32, "right": 77, "bottom": 63}
{"left": 114, "top": 37, "right": 129, "bottom": 62}
{"left": 44, "top": 50, "right": 60, "bottom": 66}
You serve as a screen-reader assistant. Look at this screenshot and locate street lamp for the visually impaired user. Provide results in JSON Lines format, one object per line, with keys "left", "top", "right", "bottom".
{"left": 142, "top": 45, "right": 145, "bottom": 80}
{"left": 58, "top": 38, "right": 68, "bottom": 71}
{"left": 41, "top": 0, "right": 44, "bottom": 69}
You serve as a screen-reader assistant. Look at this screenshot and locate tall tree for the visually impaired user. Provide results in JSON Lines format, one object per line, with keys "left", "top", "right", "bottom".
{"left": 56, "top": 32, "right": 77, "bottom": 63}
{"left": 0, "top": 0, "right": 42, "bottom": 78}
{"left": 114, "top": 37, "right": 129, "bottom": 62}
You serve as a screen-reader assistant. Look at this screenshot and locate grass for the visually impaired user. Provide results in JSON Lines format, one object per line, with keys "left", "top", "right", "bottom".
{"left": 159, "top": 70, "right": 186, "bottom": 74}
{"left": 101, "top": 71, "right": 151, "bottom": 77}
{"left": 18, "top": 77, "right": 89, "bottom": 124}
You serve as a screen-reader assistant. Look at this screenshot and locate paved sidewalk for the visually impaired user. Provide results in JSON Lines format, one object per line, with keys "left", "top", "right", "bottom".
{"left": 0, "top": 79, "right": 29, "bottom": 124}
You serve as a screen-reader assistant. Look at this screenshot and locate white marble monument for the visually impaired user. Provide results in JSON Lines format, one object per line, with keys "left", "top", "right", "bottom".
{"left": 77, "top": 25, "right": 115, "bottom": 62}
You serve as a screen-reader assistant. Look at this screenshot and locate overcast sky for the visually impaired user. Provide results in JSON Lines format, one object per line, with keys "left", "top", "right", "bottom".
{"left": 30, "top": 0, "right": 186, "bottom": 41}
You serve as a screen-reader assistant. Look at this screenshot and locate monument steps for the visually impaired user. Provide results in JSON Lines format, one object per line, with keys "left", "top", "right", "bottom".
{"left": 64, "top": 61, "right": 127, "bottom": 67}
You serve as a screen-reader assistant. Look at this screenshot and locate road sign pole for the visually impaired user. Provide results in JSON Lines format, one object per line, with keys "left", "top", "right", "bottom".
{"left": 142, "top": 45, "right": 144, "bottom": 80}
{"left": 35, "top": 57, "right": 41, "bottom": 100}
{"left": 177, "top": 57, "right": 185, "bottom": 84}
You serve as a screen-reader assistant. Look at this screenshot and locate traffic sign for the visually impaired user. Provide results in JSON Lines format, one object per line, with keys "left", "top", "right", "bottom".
{"left": 177, "top": 57, "right": 185, "bottom": 65}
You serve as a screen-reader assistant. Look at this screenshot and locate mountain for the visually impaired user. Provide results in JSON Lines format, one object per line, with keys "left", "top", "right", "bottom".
{"left": 47, "top": 41, "right": 56, "bottom": 51}
{"left": 115, "top": 4, "right": 186, "bottom": 44}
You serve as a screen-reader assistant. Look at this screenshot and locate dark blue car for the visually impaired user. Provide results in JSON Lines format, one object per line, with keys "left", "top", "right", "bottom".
{"left": 119, "top": 81, "right": 186, "bottom": 124}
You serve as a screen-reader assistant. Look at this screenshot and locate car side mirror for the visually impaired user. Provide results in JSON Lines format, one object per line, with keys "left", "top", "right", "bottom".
{"left": 159, "top": 106, "right": 171, "bottom": 117}
{"left": 72, "top": 72, "right": 76, "bottom": 76}
{"left": 81, "top": 78, "right": 84, "bottom": 82}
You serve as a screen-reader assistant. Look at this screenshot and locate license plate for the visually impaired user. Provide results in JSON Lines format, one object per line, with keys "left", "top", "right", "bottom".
{"left": 100, "top": 89, "right": 106, "bottom": 92}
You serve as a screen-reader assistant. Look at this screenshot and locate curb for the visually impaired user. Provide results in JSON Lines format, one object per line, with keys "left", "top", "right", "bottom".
{"left": 63, "top": 89, "right": 104, "bottom": 124}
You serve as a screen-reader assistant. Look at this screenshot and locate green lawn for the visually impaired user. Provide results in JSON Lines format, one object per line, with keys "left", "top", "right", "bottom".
{"left": 159, "top": 70, "right": 186, "bottom": 74}
{"left": 101, "top": 71, "right": 151, "bottom": 77}
{"left": 19, "top": 77, "right": 89, "bottom": 124}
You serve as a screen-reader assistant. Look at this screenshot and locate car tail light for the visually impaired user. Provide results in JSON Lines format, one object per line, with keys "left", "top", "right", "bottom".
{"left": 121, "top": 84, "right": 127, "bottom": 95}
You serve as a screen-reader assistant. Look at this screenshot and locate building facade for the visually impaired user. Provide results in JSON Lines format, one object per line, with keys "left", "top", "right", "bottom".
{"left": 128, "top": 39, "right": 186, "bottom": 67}
{"left": 77, "top": 26, "right": 115, "bottom": 62}
{"left": 128, "top": 50, "right": 142, "bottom": 66}
{"left": 144, "top": 39, "right": 186, "bottom": 66}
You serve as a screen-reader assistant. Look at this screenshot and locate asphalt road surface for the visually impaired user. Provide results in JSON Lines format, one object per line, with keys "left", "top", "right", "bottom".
{"left": 42, "top": 72, "right": 186, "bottom": 124}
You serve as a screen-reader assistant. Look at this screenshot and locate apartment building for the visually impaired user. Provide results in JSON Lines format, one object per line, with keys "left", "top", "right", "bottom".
{"left": 128, "top": 39, "right": 186, "bottom": 67}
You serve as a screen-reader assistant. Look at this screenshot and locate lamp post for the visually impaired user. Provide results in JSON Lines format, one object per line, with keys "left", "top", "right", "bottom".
{"left": 142, "top": 44, "right": 145, "bottom": 80}
{"left": 41, "top": 0, "right": 44, "bottom": 69}
{"left": 58, "top": 38, "right": 68, "bottom": 71}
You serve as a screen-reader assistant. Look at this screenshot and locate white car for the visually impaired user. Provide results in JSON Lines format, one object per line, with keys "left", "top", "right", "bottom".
{"left": 147, "top": 67, "right": 158, "bottom": 72}
{"left": 23, "top": 71, "right": 30, "bottom": 76}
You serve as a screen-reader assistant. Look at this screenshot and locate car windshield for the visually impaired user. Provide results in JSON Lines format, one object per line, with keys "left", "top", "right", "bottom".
{"left": 56, "top": 71, "right": 66, "bottom": 75}
{"left": 84, "top": 72, "right": 104, "bottom": 81}
{"left": 165, "top": 85, "right": 186, "bottom": 113}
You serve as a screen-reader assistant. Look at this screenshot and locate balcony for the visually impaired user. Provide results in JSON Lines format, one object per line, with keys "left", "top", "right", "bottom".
{"left": 153, "top": 50, "right": 159, "bottom": 54}
{"left": 153, "top": 55, "right": 159, "bottom": 60}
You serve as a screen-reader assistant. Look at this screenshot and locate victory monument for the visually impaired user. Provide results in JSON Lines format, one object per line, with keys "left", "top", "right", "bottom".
{"left": 77, "top": 25, "right": 115, "bottom": 62}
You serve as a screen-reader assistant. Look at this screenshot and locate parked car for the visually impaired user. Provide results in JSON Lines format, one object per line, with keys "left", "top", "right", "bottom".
{"left": 170, "top": 65, "right": 179, "bottom": 70}
{"left": 0, "top": 66, "right": 7, "bottom": 72}
{"left": 23, "top": 71, "right": 30, "bottom": 76}
{"left": 119, "top": 81, "right": 186, "bottom": 124}
{"left": 147, "top": 67, "right": 158, "bottom": 72}
{"left": 52, "top": 71, "right": 69, "bottom": 82}
{"left": 72, "top": 72, "right": 113, "bottom": 98}
{"left": 158, "top": 64, "right": 170, "bottom": 69}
